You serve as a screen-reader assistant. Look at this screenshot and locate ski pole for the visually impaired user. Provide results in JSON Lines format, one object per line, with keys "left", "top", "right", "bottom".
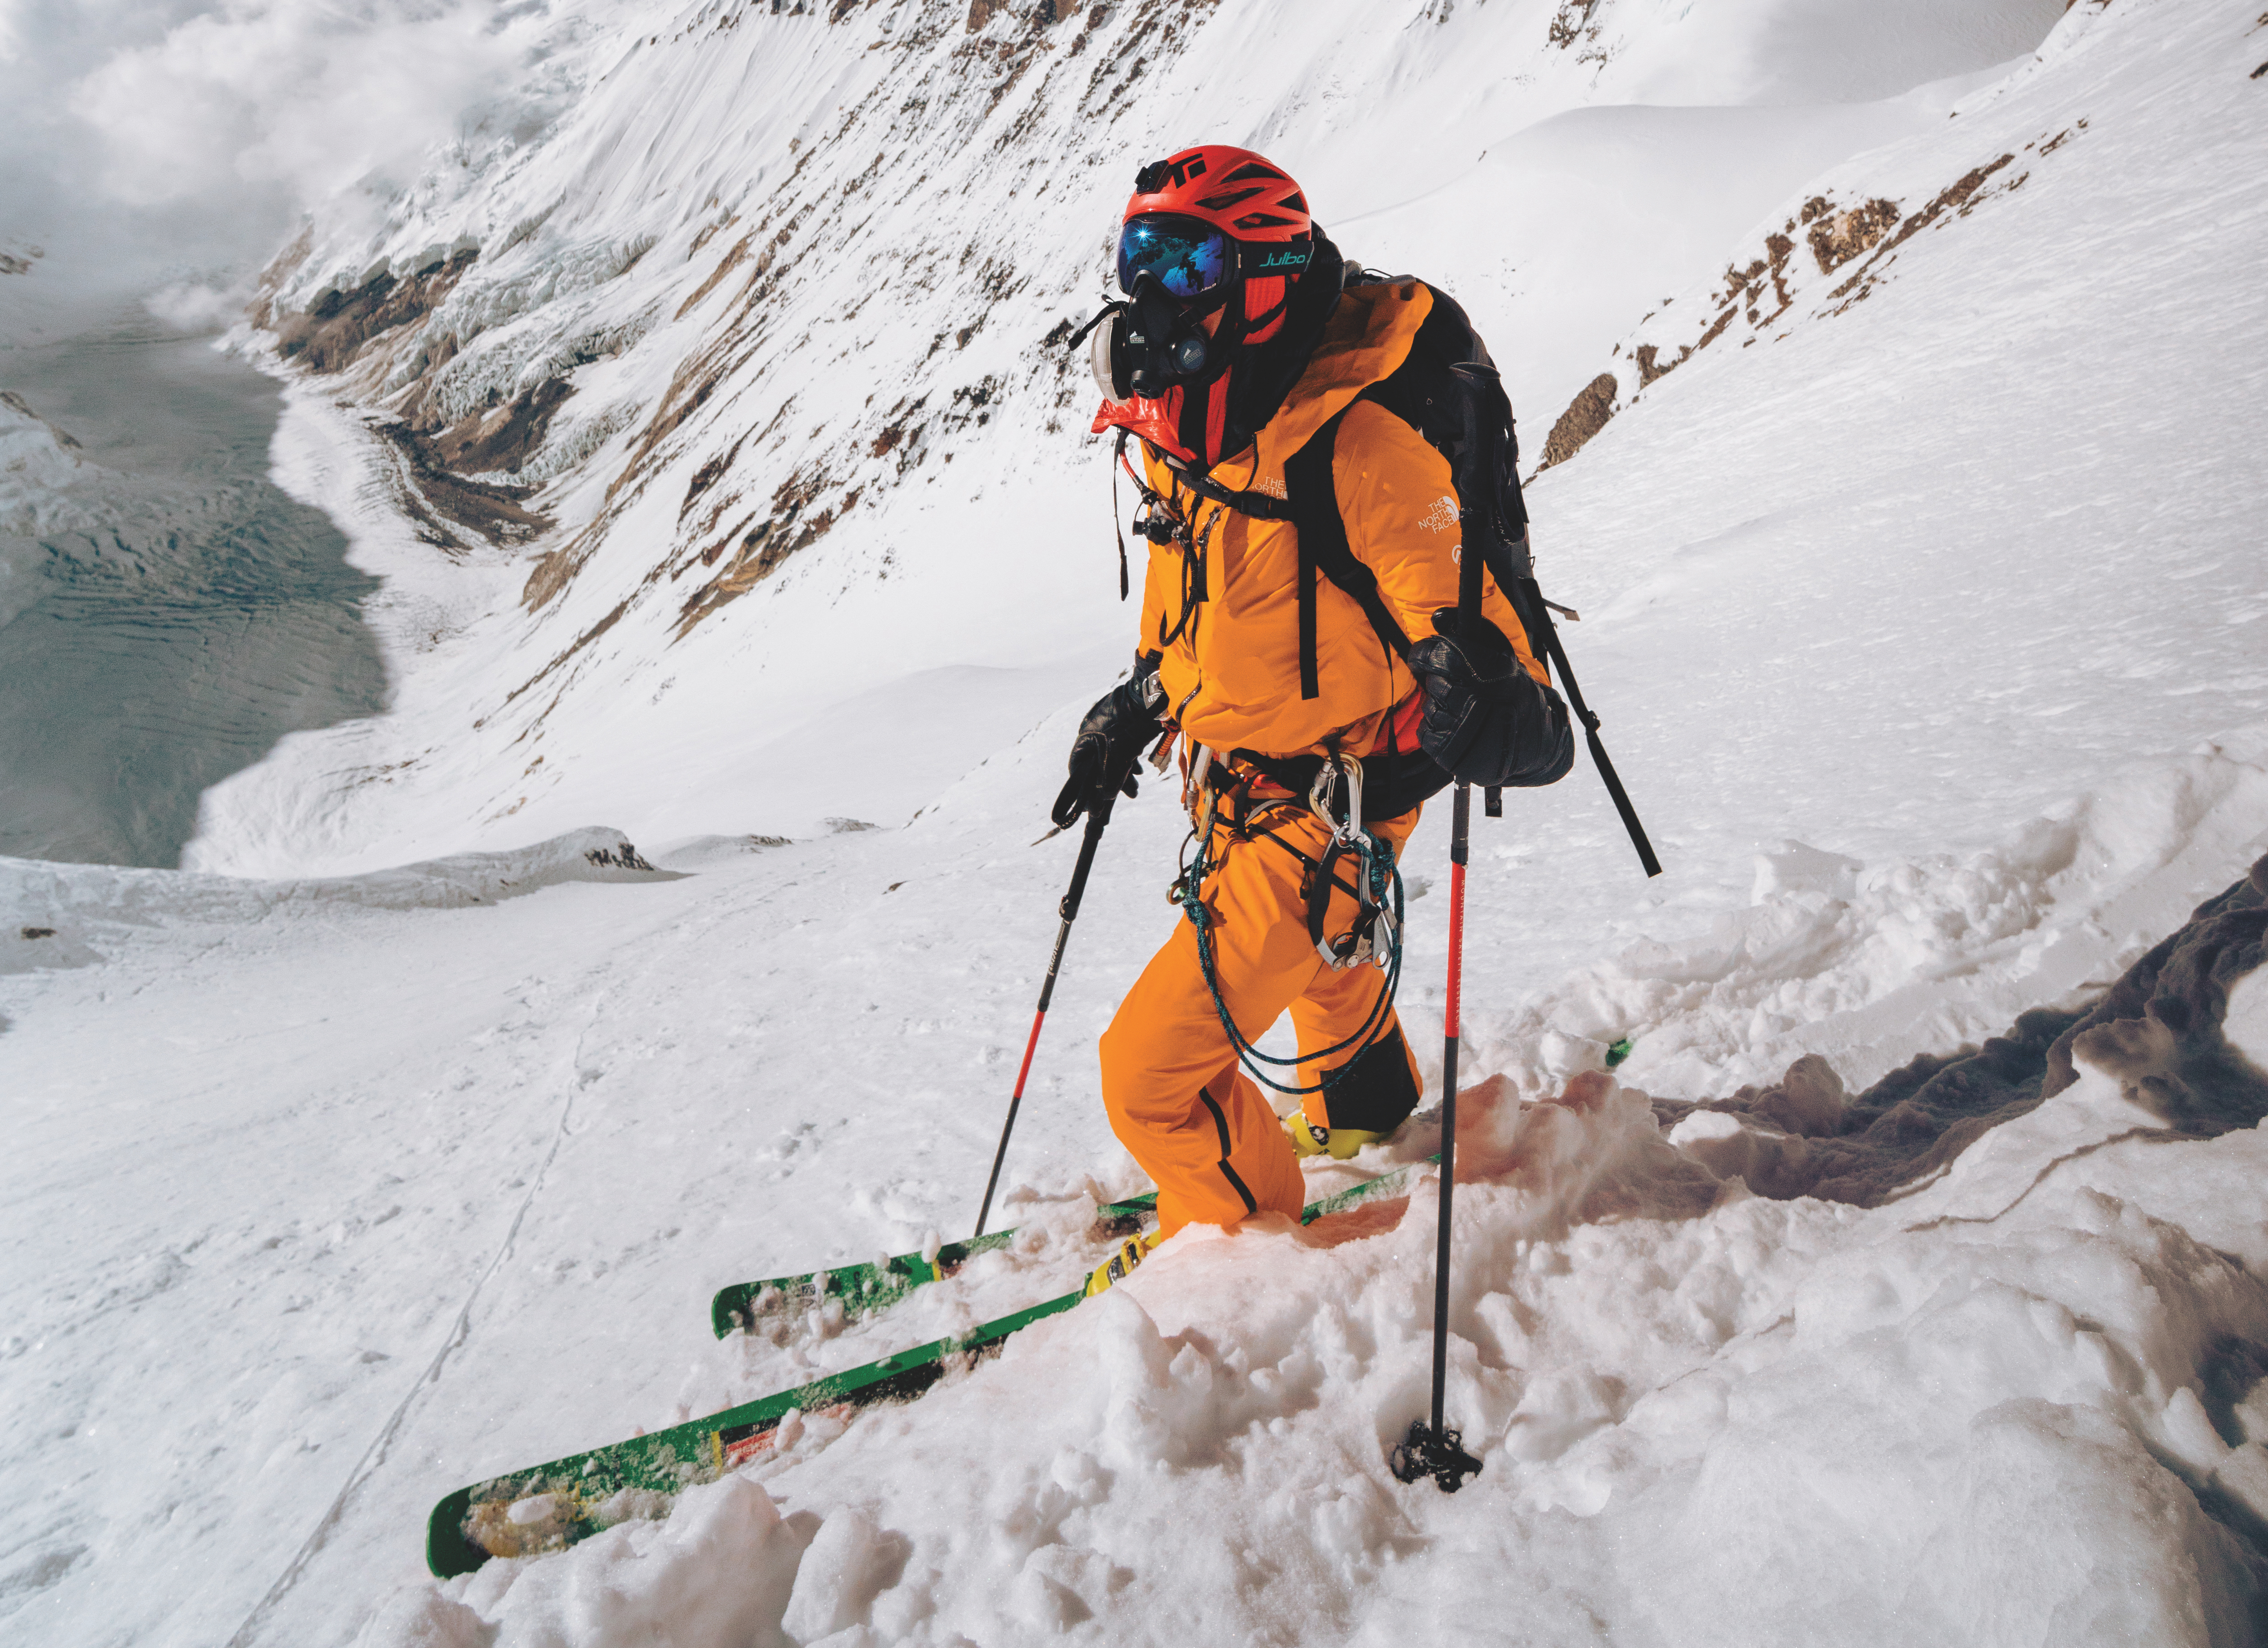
{"left": 1427, "top": 455, "right": 1486, "bottom": 1468}
{"left": 1427, "top": 782, "right": 1479, "bottom": 1457}
{"left": 972, "top": 787, "right": 1117, "bottom": 1238}
{"left": 1392, "top": 455, "right": 1488, "bottom": 1494}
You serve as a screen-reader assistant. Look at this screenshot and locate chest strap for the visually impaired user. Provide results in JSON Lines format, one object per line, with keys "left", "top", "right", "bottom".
{"left": 1161, "top": 459, "right": 1295, "bottom": 521}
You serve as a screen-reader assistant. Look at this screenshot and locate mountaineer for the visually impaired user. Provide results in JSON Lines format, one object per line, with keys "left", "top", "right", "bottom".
{"left": 1056, "top": 145, "right": 1574, "bottom": 1290}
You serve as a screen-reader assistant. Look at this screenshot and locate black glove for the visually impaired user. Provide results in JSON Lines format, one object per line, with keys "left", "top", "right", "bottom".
{"left": 1051, "top": 659, "right": 1169, "bottom": 828}
{"left": 1407, "top": 607, "right": 1573, "bottom": 789}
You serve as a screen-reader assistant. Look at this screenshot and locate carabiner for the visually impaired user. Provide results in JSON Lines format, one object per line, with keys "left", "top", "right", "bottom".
{"left": 1184, "top": 743, "right": 1214, "bottom": 818}
{"left": 1369, "top": 878, "right": 1398, "bottom": 969}
{"left": 1307, "top": 759, "right": 1339, "bottom": 831}
{"left": 1307, "top": 752, "right": 1366, "bottom": 847}
{"left": 1340, "top": 757, "right": 1366, "bottom": 845}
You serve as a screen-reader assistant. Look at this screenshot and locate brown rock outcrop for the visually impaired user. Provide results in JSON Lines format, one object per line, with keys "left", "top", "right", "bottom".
{"left": 1538, "top": 373, "right": 1619, "bottom": 471}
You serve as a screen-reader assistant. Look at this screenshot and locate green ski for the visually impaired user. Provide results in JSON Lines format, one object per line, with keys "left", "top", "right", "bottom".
{"left": 709, "top": 1193, "right": 1159, "bottom": 1338}
{"left": 426, "top": 1288, "right": 1081, "bottom": 1578}
{"left": 429, "top": 1164, "right": 1422, "bottom": 1578}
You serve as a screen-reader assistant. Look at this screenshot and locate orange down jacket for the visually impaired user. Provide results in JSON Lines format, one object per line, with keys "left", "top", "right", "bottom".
{"left": 1135, "top": 279, "right": 1549, "bottom": 763}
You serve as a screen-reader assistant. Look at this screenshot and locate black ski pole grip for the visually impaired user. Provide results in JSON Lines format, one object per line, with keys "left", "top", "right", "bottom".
{"left": 1057, "top": 796, "right": 1112, "bottom": 928}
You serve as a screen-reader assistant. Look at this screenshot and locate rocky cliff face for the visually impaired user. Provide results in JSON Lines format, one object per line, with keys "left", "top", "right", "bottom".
{"left": 259, "top": 2, "right": 1261, "bottom": 643}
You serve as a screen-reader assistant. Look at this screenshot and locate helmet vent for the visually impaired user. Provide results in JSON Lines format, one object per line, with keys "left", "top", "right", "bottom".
{"left": 1197, "top": 188, "right": 1264, "bottom": 211}
{"left": 1234, "top": 211, "right": 1297, "bottom": 231}
{"left": 1222, "top": 162, "right": 1286, "bottom": 183}
{"left": 1281, "top": 192, "right": 1308, "bottom": 214}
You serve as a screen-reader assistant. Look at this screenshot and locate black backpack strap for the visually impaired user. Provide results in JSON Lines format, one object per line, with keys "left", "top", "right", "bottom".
{"left": 1284, "top": 406, "right": 1413, "bottom": 700}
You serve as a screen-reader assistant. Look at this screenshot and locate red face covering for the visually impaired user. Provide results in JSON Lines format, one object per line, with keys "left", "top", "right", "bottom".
{"left": 1091, "top": 274, "right": 1291, "bottom": 469}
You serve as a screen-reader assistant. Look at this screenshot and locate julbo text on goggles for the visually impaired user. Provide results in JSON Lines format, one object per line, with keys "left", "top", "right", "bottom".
{"left": 1115, "top": 214, "right": 1313, "bottom": 299}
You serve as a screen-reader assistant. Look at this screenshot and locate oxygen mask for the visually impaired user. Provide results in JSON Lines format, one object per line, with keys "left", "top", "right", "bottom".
{"left": 1080, "top": 272, "right": 1216, "bottom": 404}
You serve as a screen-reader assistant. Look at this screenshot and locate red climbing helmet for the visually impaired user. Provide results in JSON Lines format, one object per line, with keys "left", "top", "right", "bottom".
{"left": 1113, "top": 146, "right": 1314, "bottom": 306}
{"left": 1087, "top": 146, "right": 1321, "bottom": 461}
{"left": 1123, "top": 145, "right": 1312, "bottom": 245}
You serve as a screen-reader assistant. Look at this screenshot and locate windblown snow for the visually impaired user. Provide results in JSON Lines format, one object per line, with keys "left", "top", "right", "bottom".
{"left": 5, "top": 0, "right": 2268, "bottom": 1645}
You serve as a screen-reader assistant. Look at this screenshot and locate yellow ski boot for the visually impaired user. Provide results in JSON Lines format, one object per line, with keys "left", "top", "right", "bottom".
{"left": 1083, "top": 1230, "right": 1159, "bottom": 1297}
{"left": 1283, "top": 1111, "right": 1385, "bottom": 1161}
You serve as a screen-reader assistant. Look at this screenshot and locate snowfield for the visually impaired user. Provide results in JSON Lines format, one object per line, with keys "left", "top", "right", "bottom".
{"left": 5, "top": 0, "right": 2268, "bottom": 1643}
{"left": 6, "top": 748, "right": 2266, "bottom": 1645}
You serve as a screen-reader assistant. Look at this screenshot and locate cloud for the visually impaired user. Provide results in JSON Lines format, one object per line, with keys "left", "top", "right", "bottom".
{"left": 67, "top": 0, "right": 532, "bottom": 211}
{"left": 0, "top": 1, "right": 549, "bottom": 333}
{"left": 144, "top": 272, "right": 255, "bottom": 330}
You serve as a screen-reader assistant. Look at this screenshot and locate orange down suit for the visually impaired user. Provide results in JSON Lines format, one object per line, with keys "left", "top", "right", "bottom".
{"left": 1097, "top": 280, "right": 1549, "bottom": 1237}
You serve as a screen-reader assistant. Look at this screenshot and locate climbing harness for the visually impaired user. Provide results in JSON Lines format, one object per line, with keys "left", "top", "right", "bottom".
{"left": 1166, "top": 748, "right": 1405, "bottom": 1098}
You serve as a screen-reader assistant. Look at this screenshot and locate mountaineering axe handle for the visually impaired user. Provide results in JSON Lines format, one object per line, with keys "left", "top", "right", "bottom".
{"left": 973, "top": 793, "right": 1117, "bottom": 1238}
{"left": 1479, "top": 535, "right": 1661, "bottom": 880}
{"left": 1455, "top": 386, "right": 1488, "bottom": 626}
{"left": 1533, "top": 607, "right": 1661, "bottom": 879}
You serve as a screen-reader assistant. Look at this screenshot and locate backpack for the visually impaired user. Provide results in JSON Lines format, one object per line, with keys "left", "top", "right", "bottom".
{"left": 1159, "top": 275, "right": 1658, "bottom": 872}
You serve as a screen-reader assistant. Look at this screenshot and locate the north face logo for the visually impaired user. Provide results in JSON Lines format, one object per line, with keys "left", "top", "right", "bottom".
{"left": 1419, "top": 494, "right": 1460, "bottom": 533}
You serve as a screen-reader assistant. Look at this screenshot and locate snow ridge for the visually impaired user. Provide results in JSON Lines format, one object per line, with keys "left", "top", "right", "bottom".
{"left": 1534, "top": 0, "right": 2163, "bottom": 469}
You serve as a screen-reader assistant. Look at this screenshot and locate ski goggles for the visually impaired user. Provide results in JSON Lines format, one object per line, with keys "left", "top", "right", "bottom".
{"left": 1116, "top": 215, "right": 1231, "bottom": 298}
{"left": 1115, "top": 215, "right": 1317, "bottom": 300}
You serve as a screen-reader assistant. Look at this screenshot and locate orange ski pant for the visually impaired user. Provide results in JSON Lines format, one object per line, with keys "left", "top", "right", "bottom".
{"left": 1098, "top": 805, "right": 1422, "bottom": 1239}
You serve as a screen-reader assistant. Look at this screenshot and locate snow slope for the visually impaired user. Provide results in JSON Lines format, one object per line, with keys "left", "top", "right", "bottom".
{"left": 3, "top": 760, "right": 2263, "bottom": 1647}
{"left": 407, "top": 1040, "right": 2268, "bottom": 1648}
{"left": 186, "top": 0, "right": 2067, "bottom": 876}
{"left": 5, "top": 0, "right": 2268, "bottom": 1643}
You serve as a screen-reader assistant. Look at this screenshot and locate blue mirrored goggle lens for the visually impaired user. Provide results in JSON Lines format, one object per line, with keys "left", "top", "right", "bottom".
{"left": 1116, "top": 217, "right": 1230, "bottom": 298}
